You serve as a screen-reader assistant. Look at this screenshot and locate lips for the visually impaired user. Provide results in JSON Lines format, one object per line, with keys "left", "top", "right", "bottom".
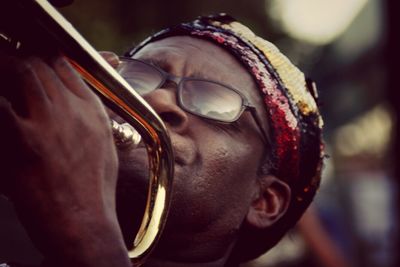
{"left": 174, "top": 155, "right": 185, "bottom": 166}
{"left": 171, "top": 140, "right": 196, "bottom": 166}
{"left": 117, "top": 142, "right": 186, "bottom": 170}
{"left": 108, "top": 108, "right": 194, "bottom": 167}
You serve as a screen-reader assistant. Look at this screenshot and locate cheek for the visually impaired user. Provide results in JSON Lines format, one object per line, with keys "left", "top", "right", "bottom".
{"left": 170, "top": 131, "right": 261, "bottom": 230}
{"left": 201, "top": 138, "right": 258, "bottom": 208}
{"left": 203, "top": 139, "right": 250, "bottom": 185}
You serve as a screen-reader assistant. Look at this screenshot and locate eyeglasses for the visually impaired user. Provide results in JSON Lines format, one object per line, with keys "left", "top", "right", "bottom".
{"left": 117, "top": 57, "right": 269, "bottom": 143}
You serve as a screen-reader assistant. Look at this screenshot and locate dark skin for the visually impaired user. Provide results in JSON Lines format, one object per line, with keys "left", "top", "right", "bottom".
{"left": 0, "top": 36, "right": 290, "bottom": 267}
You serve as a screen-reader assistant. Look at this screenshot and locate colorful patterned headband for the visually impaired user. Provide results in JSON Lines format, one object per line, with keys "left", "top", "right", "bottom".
{"left": 127, "top": 14, "right": 324, "bottom": 260}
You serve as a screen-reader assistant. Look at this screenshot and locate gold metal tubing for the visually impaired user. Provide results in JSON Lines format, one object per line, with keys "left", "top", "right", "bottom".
{"left": 0, "top": 0, "right": 174, "bottom": 265}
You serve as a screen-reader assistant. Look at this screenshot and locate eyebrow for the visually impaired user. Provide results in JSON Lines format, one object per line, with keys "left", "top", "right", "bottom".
{"left": 139, "top": 57, "right": 208, "bottom": 80}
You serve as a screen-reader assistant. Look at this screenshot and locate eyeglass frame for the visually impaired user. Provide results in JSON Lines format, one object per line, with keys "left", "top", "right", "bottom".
{"left": 118, "top": 57, "right": 269, "bottom": 144}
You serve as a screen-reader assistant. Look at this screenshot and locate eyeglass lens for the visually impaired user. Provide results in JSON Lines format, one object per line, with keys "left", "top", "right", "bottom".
{"left": 118, "top": 61, "right": 164, "bottom": 95}
{"left": 180, "top": 80, "right": 243, "bottom": 121}
{"left": 118, "top": 59, "right": 243, "bottom": 122}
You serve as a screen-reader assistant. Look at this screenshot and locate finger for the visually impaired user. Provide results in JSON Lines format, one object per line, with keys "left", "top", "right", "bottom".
{"left": 50, "top": 55, "right": 98, "bottom": 101}
{"left": 99, "top": 51, "right": 120, "bottom": 69}
{"left": 0, "top": 97, "right": 23, "bottom": 194}
{"left": 0, "top": 96, "right": 22, "bottom": 145}
{"left": 25, "top": 56, "right": 69, "bottom": 107}
{"left": 0, "top": 55, "right": 51, "bottom": 118}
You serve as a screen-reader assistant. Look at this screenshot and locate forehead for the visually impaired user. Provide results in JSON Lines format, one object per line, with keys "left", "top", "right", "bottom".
{"left": 132, "top": 36, "right": 261, "bottom": 105}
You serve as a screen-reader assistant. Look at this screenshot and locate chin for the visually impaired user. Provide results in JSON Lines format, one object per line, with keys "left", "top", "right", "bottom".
{"left": 115, "top": 145, "right": 189, "bottom": 248}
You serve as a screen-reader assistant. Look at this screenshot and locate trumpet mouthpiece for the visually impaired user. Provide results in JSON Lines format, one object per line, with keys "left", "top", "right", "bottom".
{"left": 111, "top": 120, "right": 141, "bottom": 148}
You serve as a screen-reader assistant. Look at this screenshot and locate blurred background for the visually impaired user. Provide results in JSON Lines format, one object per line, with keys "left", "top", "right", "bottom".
{"left": 0, "top": 0, "right": 398, "bottom": 266}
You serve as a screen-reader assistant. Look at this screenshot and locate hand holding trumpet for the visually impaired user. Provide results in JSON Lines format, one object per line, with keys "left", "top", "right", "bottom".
{"left": 0, "top": 52, "right": 132, "bottom": 267}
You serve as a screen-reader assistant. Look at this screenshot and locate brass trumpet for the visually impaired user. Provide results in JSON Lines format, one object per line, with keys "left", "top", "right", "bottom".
{"left": 0, "top": 0, "right": 174, "bottom": 266}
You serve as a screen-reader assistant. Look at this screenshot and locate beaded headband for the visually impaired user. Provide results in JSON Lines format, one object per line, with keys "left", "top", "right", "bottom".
{"left": 127, "top": 13, "right": 324, "bottom": 259}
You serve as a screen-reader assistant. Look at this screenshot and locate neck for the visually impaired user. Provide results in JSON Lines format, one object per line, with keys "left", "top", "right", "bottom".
{"left": 142, "top": 241, "right": 237, "bottom": 267}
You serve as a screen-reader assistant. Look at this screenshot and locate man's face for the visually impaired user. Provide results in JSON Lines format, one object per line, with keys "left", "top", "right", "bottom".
{"left": 114, "top": 36, "right": 269, "bottom": 257}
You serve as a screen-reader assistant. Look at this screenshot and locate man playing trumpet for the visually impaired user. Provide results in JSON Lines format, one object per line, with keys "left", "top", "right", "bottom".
{"left": 0, "top": 14, "right": 323, "bottom": 267}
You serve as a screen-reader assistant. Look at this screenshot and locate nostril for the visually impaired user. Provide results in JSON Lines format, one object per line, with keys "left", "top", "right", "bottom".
{"left": 159, "top": 111, "right": 184, "bottom": 128}
{"left": 143, "top": 89, "right": 189, "bottom": 132}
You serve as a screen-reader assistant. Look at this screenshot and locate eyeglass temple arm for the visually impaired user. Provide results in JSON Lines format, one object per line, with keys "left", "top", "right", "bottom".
{"left": 248, "top": 106, "right": 270, "bottom": 145}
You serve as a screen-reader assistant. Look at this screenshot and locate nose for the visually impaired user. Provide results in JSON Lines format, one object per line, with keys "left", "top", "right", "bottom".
{"left": 143, "top": 88, "right": 189, "bottom": 133}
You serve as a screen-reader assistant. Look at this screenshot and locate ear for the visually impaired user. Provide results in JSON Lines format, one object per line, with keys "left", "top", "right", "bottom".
{"left": 246, "top": 175, "right": 291, "bottom": 229}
